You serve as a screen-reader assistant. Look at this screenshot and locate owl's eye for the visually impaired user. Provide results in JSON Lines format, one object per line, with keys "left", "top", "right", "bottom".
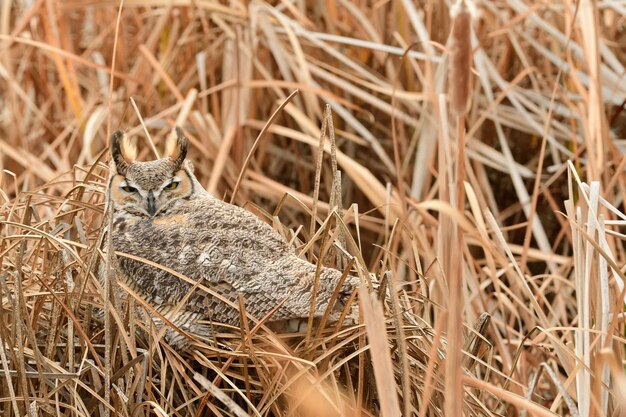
{"left": 164, "top": 181, "right": 179, "bottom": 190}
{"left": 121, "top": 184, "right": 137, "bottom": 193}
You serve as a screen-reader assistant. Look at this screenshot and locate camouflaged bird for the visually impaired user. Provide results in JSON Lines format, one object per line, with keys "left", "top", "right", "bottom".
{"left": 106, "top": 128, "right": 359, "bottom": 348}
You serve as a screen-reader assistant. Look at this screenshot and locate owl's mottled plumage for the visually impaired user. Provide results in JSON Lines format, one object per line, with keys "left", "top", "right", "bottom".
{"left": 106, "top": 129, "right": 359, "bottom": 348}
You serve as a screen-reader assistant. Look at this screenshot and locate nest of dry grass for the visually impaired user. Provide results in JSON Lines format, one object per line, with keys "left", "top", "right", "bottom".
{"left": 2, "top": 1, "right": 626, "bottom": 416}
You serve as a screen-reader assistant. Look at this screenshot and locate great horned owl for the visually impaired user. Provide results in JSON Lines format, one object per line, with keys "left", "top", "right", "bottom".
{"left": 106, "top": 128, "right": 359, "bottom": 348}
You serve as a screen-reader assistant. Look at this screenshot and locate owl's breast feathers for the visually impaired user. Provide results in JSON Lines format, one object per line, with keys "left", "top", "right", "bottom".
{"left": 111, "top": 197, "right": 357, "bottom": 325}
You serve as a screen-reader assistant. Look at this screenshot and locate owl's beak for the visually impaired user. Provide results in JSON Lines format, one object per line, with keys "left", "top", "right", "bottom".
{"left": 147, "top": 192, "right": 157, "bottom": 216}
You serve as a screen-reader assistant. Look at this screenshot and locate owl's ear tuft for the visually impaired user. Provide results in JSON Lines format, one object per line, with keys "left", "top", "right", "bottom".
{"left": 110, "top": 131, "right": 137, "bottom": 175}
{"left": 165, "top": 127, "right": 189, "bottom": 171}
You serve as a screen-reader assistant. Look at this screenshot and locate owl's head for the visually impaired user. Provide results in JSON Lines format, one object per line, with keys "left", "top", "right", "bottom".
{"left": 108, "top": 128, "right": 196, "bottom": 217}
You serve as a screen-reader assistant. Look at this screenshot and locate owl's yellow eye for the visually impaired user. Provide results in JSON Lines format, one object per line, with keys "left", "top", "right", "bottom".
{"left": 164, "top": 181, "right": 179, "bottom": 190}
{"left": 121, "top": 184, "right": 137, "bottom": 193}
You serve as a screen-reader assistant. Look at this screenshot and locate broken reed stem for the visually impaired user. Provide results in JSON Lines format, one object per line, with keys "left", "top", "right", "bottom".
{"left": 310, "top": 105, "right": 331, "bottom": 241}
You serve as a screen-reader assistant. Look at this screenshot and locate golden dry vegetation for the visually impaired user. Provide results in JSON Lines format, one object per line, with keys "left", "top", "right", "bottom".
{"left": 1, "top": 1, "right": 626, "bottom": 416}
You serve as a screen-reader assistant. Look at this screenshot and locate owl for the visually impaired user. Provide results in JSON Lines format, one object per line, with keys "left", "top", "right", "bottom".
{"left": 106, "top": 128, "right": 359, "bottom": 349}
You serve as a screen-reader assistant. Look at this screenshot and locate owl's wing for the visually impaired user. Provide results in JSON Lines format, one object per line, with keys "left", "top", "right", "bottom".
{"left": 112, "top": 197, "right": 354, "bottom": 326}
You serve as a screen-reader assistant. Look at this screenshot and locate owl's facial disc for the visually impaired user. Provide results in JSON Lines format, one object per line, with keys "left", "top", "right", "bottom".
{"left": 110, "top": 166, "right": 193, "bottom": 218}
{"left": 108, "top": 128, "right": 193, "bottom": 218}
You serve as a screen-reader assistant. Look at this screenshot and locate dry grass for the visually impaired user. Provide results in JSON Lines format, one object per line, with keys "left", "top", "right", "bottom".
{"left": 1, "top": 0, "right": 626, "bottom": 416}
